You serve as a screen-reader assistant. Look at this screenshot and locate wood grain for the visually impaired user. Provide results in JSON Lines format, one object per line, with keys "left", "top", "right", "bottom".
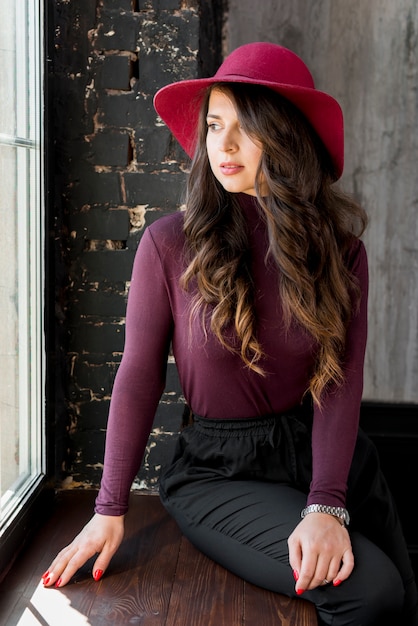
{"left": 165, "top": 535, "right": 244, "bottom": 626}
{"left": 245, "top": 581, "right": 317, "bottom": 626}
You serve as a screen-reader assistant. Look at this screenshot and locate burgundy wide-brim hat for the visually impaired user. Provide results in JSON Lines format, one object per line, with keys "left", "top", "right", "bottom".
{"left": 154, "top": 42, "right": 344, "bottom": 179}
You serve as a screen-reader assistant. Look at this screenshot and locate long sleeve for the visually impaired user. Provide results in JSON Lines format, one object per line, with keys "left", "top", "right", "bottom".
{"left": 95, "top": 227, "right": 174, "bottom": 515}
{"left": 307, "top": 241, "right": 369, "bottom": 507}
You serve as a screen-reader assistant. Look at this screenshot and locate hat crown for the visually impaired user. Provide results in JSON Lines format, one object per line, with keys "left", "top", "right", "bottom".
{"left": 214, "top": 43, "right": 315, "bottom": 90}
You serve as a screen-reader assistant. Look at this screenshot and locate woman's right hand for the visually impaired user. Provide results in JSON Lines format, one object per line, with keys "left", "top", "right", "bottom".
{"left": 42, "top": 512, "right": 125, "bottom": 588}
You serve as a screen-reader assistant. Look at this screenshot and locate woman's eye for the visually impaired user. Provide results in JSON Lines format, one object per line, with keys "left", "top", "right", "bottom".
{"left": 207, "top": 122, "right": 220, "bottom": 132}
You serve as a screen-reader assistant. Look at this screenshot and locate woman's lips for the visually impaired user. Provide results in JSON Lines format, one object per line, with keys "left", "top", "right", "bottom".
{"left": 219, "top": 163, "right": 244, "bottom": 175}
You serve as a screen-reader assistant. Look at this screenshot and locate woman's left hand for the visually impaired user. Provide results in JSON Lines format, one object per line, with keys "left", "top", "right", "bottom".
{"left": 287, "top": 512, "right": 354, "bottom": 593}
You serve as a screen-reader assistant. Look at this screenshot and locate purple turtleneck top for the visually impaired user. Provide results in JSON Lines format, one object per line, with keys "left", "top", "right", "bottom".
{"left": 95, "top": 193, "right": 368, "bottom": 516}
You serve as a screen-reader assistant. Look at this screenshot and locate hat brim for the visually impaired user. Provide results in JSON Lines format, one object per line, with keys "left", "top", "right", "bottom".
{"left": 154, "top": 76, "right": 344, "bottom": 180}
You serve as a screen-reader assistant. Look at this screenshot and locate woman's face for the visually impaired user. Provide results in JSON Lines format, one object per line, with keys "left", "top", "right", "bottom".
{"left": 205, "top": 88, "right": 265, "bottom": 196}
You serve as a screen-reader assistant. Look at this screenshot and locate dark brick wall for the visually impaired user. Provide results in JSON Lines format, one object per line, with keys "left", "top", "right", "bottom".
{"left": 48, "top": 0, "right": 226, "bottom": 491}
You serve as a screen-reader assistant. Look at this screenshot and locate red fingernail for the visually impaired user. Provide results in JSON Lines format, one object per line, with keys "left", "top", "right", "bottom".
{"left": 42, "top": 571, "right": 49, "bottom": 579}
{"left": 93, "top": 569, "right": 103, "bottom": 582}
{"left": 55, "top": 578, "right": 62, "bottom": 588}
{"left": 297, "top": 589, "right": 305, "bottom": 596}
{"left": 333, "top": 579, "right": 342, "bottom": 587}
{"left": 293, "top": 569, "right": 299, "bottom": 581}
{"left": 43, "top": 577, "right": 50, "bottom": 586}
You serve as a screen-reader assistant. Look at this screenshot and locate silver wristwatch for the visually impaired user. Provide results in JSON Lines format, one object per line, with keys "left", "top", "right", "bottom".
{"left": 301, "top": 504, "right": 350, "bottom": 526}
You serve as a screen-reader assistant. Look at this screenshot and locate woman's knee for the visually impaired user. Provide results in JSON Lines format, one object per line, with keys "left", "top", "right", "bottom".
{"left": 311, "top": 533, "right": 405, "bottom": 626}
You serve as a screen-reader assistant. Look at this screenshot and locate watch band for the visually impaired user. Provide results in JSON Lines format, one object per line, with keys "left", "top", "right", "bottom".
{"left": 301, "top": 504, "right": 350, "bottom": 526}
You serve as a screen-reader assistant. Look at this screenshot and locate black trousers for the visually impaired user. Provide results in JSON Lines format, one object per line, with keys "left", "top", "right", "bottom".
{"left": 159, "top": 412, "right": 418, "bottom": 626}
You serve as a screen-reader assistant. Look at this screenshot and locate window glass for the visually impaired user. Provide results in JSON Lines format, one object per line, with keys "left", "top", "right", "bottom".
{"left": 0, "top": 1, "right": 44, "bottom": 529}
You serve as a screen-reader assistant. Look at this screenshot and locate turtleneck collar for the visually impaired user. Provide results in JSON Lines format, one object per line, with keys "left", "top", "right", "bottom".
{"left": 235, "top": 193, "right": 266, "bottom": 229}
{"left": 236, "top": 193, "right": 261, "bottom": 220}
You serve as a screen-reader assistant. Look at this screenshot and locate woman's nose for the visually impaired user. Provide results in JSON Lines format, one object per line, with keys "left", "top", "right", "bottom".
{"left": 219, "top": 130, "right": 237, "bottom": 152}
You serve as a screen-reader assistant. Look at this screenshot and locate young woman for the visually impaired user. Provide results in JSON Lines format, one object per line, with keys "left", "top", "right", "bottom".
{"left": 43, "top": 43, "right": 417, "bottom": 625}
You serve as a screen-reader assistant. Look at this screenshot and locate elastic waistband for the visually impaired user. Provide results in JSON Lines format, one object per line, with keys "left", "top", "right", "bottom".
{"left": 194, "top": 414, "right": 280, "bottom": 429}
{"left": 192, "top": 407, "right": 311, "bottom": 437}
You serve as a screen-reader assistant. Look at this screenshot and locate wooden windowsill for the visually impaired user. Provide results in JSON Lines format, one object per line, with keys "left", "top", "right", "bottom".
{"left": 0, "top": 490, "right": 317, "bottom": 625}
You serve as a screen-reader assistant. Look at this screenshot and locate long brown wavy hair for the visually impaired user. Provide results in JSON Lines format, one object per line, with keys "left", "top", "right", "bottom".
{"left": 181, "top": 83, "right": 368, "bottom": 406}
